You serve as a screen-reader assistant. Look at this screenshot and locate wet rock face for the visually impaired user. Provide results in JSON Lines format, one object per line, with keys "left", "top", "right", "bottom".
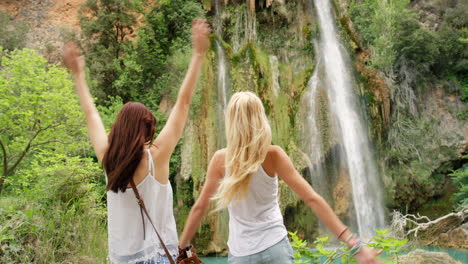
{"left": 398, "top": 249, "right": 462, "bottom": 264}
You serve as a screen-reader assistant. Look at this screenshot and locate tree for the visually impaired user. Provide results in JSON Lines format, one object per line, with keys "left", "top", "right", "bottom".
{"left": 0, "top": 11, "right": 29, "bottom": 51}
{"left": 79, "top": 0, "right": 142, "bottom": 103}
{"left": 0, "top": 48, "right": 86, "bottom": 192}
{"left": 121, "top": 0, "right": 204, "bottom": 105}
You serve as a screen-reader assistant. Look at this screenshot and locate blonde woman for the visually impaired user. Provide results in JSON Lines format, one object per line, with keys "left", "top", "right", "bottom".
{"left": 178, "top": 92, "right": 382, "bottom": 264}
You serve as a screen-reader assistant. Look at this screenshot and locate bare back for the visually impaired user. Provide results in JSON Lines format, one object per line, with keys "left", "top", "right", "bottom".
{"left": 128, "top": 145, "right": 170, "bottom": 186}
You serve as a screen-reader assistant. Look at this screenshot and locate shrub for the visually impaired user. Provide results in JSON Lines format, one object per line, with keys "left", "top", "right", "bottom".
{"left": 0, "top": 152, "right": 107, "bottom": 263}
{"left": 0, "top": 11, "right": 28, "bottom": 51}
{"left": 449, "top": 155, "right": 468, "bottom": 208}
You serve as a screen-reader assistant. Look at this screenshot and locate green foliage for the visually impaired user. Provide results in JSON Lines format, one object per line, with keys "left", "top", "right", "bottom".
{"left": 79, "top": 0, "right": 142, "bottom": 103}
{"left": 0, "top": 48, "right": 87, "bottom": 192}
{"left": 0, "top": 11, "right": 28, "bottom": 51}
{"left": 349, "top": 0, "right": 467, "bottom": 211}
{"left": 349, "top": 0, "right": 467, "bottom": 82}
{"left": 449, "top": 155, "right": 468, "bottom": 207}
{"left": 81, "top": 0, "right": 204, "bottom": 106}
{"left": 434, "top": 2, "right": 468, "bottom": 77}
{"left": 367, "top": 229, "right": 408, "bottom": 262}
{"left": 289, "top": 231, "right": 321, "bottom": 264}
{"left": 0, "top": 151, "right": 107, "bottom": 263}
{"left": 0, "top": 48, "right": 106, "bottom": 261}
{"left": 461, "top": 77, "right": 468, "bottom": 102}
{"left": 96, "top": 96, "right": 124, "bottom": 131}
{"left": 124, "top": 0, "right": 204, "bottom": 106}
{"left": 385, "top": 114, "right": 459, "bottom": 210}
{"left": 289, "top": 229, "right": 407, "bottom": 264}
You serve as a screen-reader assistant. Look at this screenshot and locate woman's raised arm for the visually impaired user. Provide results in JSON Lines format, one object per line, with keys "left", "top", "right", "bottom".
{"left": 63, "top": 43, "right": 108, "bottom": 163}
{"left": 153, "top": 19, "right": 211, "bottom": 163}
{"left": 178, "top": 150, "right": 224, "bottom": 248}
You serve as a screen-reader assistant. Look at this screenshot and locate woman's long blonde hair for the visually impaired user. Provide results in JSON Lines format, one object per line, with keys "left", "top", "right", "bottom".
{"left": 212, "top": 91, "right": 272, "bottom": 211}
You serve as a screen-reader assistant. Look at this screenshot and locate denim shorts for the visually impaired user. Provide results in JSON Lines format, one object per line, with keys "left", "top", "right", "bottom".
{"left": 228, "top": 236, "right": 294, "bottom": 264}
{"left": 135, "top": 253, "right": 177, "bottom": 264}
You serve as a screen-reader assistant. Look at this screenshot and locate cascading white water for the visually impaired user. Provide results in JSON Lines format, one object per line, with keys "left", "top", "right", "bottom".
{"left": 216, "top": 44, "right": 228, "bottom": 112}
{"left": 212, "top": 0, "right": 230, "bottom": 248}
{"left": 214, "top": 0, "right": 229, "bottom": 149}
{"left": 311, "top": 0, "right": 385, "bottom": 239}
{"left": 305, "top": 59, "right": 337, "bottom": 238}
{"left": 306, "top": 61, "right": 327, "bottom": 190}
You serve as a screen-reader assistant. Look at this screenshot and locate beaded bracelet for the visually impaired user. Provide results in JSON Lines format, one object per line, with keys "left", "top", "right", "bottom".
{"left": 349, "top": 239, "right": 363, "bottom": 256}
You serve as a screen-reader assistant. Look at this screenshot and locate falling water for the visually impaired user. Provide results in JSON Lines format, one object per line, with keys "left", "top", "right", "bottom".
{"left": 214, "top": 0, "right": 229, "bottom": 149}
{"left": 310, "top": 0, "right": 385, "bottom": 239}
{"left": 306, "top": 60, "right": 328, "bottom": 195}
{"left": 212, "top": 0, "right": 230, "bottom": 250}
{"left": 305, "top": 58, "right": 337, "bottom": 238}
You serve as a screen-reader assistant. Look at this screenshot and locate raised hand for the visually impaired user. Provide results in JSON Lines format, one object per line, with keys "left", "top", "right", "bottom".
{"left": 354, "top": 246, "right": 383, "bottom": 264}
{"left": 191, "top": 19, "right": 211, "bottom": 56}
{"left": 63, "top": 42, "right": 85, "bottom": 75}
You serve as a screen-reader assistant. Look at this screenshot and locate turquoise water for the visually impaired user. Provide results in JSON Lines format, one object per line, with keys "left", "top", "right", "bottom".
{"left": 201, "top": 246, "right": 468, "bottom": 264}
{"left": 200, "top": 257, "right": 227, "bottom": 264}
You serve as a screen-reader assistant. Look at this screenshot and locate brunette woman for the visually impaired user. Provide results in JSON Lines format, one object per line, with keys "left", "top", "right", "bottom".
{"left": 64, "top": 20, "right": 211, "bottom": 264}
{"left": 179, "top": 91, "right": 383, "bottom": 264}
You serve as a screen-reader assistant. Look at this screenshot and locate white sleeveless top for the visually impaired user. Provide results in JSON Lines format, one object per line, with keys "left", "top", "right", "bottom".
{"left": 106, "top": 149, "right": 178, "bottom": 263}
{"left": 227, "top": 166, "right": 287, "bottom": 257}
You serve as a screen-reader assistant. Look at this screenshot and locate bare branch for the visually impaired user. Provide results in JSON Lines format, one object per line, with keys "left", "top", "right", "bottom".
{"left": 391, "top": 208, "right": 468, "bottom": 239}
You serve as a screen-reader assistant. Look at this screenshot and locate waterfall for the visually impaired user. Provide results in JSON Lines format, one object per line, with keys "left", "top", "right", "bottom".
{"left": 308, "top": 0, "right": 385, "bottom": 239}
{"left": 306, "top": 59, "right": 328, "bottom": 198}
{"left": 212, "top": 0, "right": 230, "bottom": 249}
{"left": 214, "top": 0, "right": 229, "bottom": 149}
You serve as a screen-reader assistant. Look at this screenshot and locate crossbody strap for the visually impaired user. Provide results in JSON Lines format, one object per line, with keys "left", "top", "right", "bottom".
{"left": 130, "top": 179, "right": 176, "bottom": 264}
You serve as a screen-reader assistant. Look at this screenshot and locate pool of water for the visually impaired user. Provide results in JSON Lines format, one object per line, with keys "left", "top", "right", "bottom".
{"left": 201, "top": 246, "right": 468, "bottom": 264}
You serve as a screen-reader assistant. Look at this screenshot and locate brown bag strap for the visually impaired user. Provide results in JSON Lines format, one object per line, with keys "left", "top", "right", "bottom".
{"left": 130, "top": 179, "right": 176, "bottom": 264}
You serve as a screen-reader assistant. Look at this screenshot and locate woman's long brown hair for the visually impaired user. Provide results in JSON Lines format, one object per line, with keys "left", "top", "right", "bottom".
{"left": 103, "top": 102, "right": 157, "bottom": 193}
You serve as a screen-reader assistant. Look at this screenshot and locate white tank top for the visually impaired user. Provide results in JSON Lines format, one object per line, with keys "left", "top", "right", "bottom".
{"left": 227, "top": 165, "right": 287, "bottom": 257}
{"left": 106, "top": 149, "right": 178, "bottom": 263}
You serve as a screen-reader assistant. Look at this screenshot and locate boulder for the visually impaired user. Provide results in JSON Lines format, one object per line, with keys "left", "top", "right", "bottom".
{"left": 437, "top": 223, "right": 468, "bottom": 249}
{"left": 398, "top": 249, "right": 462, "bottom": 264}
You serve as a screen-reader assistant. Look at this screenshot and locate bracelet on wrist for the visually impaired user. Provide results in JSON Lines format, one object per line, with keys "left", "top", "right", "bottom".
{"left": 337, "top": 226, "right": 348, "bottom": 240}
{"left": 344, "top": 233, "right": 355, "bottom": 243}
{"left": 349, "top": 239, "right": 363, "bottom": 256}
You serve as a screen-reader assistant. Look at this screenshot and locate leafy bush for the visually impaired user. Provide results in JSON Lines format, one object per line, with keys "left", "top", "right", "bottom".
{"left": 0, "top": 11, "right": 28, "bottom": 51}
{"left": 349, "top": 0, "right": 467, "bottom": 81}
{"left": 289, "top": 229, "right": 407, "bottom": 264}
{"left": 79, "top": 0, "right": 204, "bottom": 107}
{"left": 0, "top": 152, "right": 107, "bottom": 263}
{"left": 0, "top": 48, "right": 87, "bottom": 192}
{"left": 126, "top": 0, "right": 204, "bottom": 107}
{"left": 449, "top": 155, "right": 468, "bottom": 208}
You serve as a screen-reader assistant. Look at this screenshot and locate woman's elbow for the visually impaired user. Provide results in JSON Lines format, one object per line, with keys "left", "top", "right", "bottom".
{"left": 304, "top": 193, "right": 324, "bottom": 208}
{"left": 191, "top": 200, "right": 209, "bottom": 216}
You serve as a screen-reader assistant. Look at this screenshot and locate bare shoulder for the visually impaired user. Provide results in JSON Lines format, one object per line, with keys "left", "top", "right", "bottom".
{"left": 148, "top": 144, "right": 167, "bottom": 167}
{"left": 205, "top": 149, "right": 226, "bottom": 180}
{"left": 262, "top": 145, "right": 285, "bottom": 177}
{"left": 265, "top": 145, "right": 285, "bottom": 160}
{"left": 212, "top": 148, "right": 226, "bottom": 166}
{"left": 149, "top": 144, "right": 159, "bottom": 159}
